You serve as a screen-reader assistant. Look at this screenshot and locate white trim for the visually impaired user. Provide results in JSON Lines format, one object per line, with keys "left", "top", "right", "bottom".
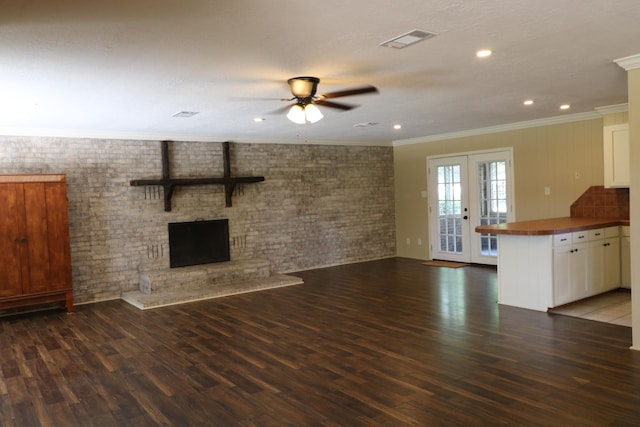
{"left": 614, "top": 53, "right": 640, "bottom": 71}
{"left": 393, "top": 111, "right": 601, "bottom": 146}
{"left": 0, "top": 127, "right": 390, "bottom": 147}
{"left": 595, "top": 103, "right": 629, "bottom": 115}
{"left": 426, "top": 147, "right": 515, "bottom": 263}
{"left": 427, "top": 147, "right": 514, "bottom": 161}
{"left": 0, "top": 109, "right": 612, "bottom": 148}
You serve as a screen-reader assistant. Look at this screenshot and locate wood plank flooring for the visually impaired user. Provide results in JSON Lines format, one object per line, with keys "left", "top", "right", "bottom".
{"left": 1, "top": 257, "right": 639, "bottom": 426}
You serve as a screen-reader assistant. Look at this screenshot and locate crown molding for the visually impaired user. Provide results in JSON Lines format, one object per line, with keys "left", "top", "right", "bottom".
{"left": 0, "top": 127, "right": 391, "bottom": 147}
{"left": 595, "top": 103, "right": 629, "bottom": 115}
{"left": 393, "top": 111, "right": 601, "bottom": 146}
{"left": 614, "top": 53, "right": 640, "bottom": 71}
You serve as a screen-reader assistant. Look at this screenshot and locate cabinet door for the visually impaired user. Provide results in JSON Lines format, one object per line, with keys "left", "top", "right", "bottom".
{"left": 571, "top": 242, "right": 589, "bottom": 300}
{"left": 22, "top": 183, "right": 53, "bottom": 294}
{"left": 588, "top": 239, "right": 606, "bottom": 295}
{"left": 621, "top": 236, "right": 631, "bottom": 289}
{"left": 553, "top": 245, "right": 572, "bottom": 306}
{"left": 603, "top": 124, "right": 630, "bottom": 188}
{"left": 603, "top": 237, "right": 621, "bottom": 291}
{"left": 0, "top": 184, "right": 25, "bottom": 297}
{"left": 22, "top": 182, "right": 72, "bottom": 293}
{"left": 43, "top": 182, "right": 72, "bottom": 291}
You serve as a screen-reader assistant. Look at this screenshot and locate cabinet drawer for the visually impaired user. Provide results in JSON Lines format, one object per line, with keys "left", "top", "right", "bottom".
{"left": 622, "top": 225, "right": 630, "bottom": 237}
{"left": 604, "top": 226, "right": 619, "bottom": 238}
{"left": 553, "top": 233, "right": 572, "bottom": 246}
{"left": 588, "top": 228, "right": 605, "bottom": 240}
{"left": 571, "top": 230, "right": 591, "bottom": 243}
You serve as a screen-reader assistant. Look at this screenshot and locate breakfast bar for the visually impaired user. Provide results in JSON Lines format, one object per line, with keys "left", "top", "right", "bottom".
{"left": 476, "top": 217, "right": 629, "bottom": 312}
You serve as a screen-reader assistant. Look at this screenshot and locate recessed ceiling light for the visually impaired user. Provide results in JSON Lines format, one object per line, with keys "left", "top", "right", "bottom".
{"left": 172, "top": 111, "right": 199, "bottom": 118}
{"left": 393, "top": 124, "right": 402, "bottom": 130}
{"left": 476, "top": 49, "right": 492, "bottom": 58}
{"left": 253, "top": 117, "right": 265, "bottom": 122}
{"left": 523, "top": 100, "right": 534, "bottom": 106}
{"left": 560, "top": 104, "right": 571, "bottom": 110}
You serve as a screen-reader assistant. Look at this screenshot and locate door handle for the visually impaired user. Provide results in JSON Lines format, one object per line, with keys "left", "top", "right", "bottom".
{"left": 463, "top": 216, "right": 468, "bottom": 220}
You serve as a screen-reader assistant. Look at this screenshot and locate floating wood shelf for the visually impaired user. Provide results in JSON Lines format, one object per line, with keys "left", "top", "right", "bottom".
{"left": 130, "top": 141, "right": 264, "bottom": 211}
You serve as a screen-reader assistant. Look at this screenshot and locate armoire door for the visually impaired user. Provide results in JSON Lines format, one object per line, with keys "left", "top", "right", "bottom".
{"left": 0, "top": 183, "right": 25, "bottom": 297}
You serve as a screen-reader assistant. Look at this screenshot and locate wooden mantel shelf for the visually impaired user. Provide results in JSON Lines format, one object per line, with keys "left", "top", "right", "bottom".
{"left": 130, "top": 141, "right": 264, "bottom": 211}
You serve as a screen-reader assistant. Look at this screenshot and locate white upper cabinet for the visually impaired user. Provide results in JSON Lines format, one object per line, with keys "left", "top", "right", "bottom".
{"left": 603, "top": 123, "right": 630, "bottom": 188}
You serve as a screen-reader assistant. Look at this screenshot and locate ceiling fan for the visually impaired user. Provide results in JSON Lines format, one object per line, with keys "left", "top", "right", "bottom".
{"left": 276, "top": 76, "right": 378, "bottom": 124}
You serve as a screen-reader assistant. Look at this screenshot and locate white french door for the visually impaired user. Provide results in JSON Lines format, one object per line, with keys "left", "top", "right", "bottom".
{"left": 428, "top": 150, "right": 514, "bottom": 265}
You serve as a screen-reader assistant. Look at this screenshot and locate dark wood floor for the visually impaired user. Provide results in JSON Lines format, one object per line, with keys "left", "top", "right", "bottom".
{"left": 1, "top": 258, "right": 639, "bottom": 426}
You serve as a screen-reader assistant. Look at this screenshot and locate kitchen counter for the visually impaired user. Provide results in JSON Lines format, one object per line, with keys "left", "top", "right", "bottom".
{"left": 475, "top": 217, "right": 629, "bottom": 236}
{"left": 480, "top": 217, "right": 628, "bottom": 312}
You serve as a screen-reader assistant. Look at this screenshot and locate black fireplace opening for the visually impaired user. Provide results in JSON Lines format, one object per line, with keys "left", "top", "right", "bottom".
{"left": 168, "top": 219, "right": 230, "bottom": 268}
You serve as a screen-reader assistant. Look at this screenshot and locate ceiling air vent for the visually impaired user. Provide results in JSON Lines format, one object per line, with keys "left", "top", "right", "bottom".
{"left": 353, "top": 122, "right": 379, "bottom": 128}
{"left": 172, "top": 111, "right": 199, "bottom": 118}
{"left": 380, "top": 29, "right": 438, "bottom": 49}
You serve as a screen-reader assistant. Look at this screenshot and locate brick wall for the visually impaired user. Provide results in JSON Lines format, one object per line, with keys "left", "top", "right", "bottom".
{"left": 0, "top": 136, "right": 396, "bottom": 303}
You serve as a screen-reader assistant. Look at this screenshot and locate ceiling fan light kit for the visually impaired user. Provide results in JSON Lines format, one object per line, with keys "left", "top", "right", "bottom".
{"left": 287, "top": 103, "right": 324, "bottom": 124}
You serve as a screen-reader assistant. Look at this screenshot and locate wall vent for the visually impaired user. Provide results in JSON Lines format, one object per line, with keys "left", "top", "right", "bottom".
{"left": 380, "top": 29, "right": 438, "bottom": 49}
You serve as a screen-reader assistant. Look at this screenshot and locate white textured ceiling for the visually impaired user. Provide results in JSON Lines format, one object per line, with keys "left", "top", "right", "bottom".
{"left": 1, "top": 0, "right": 639, "bottom": 145}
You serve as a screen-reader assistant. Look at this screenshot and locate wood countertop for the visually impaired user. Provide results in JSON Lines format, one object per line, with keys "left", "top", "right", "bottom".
{"left": 475, "top": 217, "right": 629, "bottom": 236}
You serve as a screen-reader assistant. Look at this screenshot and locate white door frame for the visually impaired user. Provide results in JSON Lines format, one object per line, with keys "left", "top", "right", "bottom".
{"left": 427, "top": 148, "right": 515, "bottom": 264}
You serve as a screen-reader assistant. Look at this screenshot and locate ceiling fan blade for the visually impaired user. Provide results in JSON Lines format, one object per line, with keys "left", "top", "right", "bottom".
{"left": 267, "top": 104, "right": 296, "bottom": 115}
{"left": 318, "top": 85, "right": 378, "bottom": 99}
{"left": 229, "top": 96, "right": 293, "bottom": 102}
{"left": 314, "top": 99, "right": 355, "bottom": 111}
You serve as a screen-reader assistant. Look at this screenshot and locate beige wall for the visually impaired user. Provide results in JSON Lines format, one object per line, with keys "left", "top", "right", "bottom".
{"left": 393, "top": 117, "right": 620, "bottom": 260}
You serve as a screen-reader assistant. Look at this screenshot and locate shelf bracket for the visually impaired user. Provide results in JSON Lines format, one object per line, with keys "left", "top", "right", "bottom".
{"left": 130, "top": 141, "right": 265, "bottom": 212}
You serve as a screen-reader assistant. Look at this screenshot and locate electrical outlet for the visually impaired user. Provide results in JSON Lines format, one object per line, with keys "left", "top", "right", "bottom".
{"left": 406, "top": 237, "right": 411, "bottom": 245}
{"left": 544, "top": 186, "right": 550, "bottom": 196}
{"left": 417, "top": 238, "right": 422, "bottom": 246}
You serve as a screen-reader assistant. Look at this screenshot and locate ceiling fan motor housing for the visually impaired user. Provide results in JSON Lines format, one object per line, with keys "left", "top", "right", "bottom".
{"left": 288, "top": 76, "right": 320, "bottom": 101}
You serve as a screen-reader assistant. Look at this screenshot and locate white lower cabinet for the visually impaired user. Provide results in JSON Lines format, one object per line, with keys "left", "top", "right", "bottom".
{"left": 553, "top": 233, "right": 588, "bottom": 306}
{"left": 552, "top": 227, "right": 620, "bottom": 307}
{"left": 497, "top": 225, "right": 623, "bottom": 312}
{"left": 621, "top": 226, "right": 631, "bottom": 289}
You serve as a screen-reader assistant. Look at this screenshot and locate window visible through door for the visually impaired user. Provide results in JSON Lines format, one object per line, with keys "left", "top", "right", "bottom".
{"left": 428, "top": 150, "right": 514, "bottom": 265}
{"left": 477, "top": 159, "right": 508, "bottom": 257}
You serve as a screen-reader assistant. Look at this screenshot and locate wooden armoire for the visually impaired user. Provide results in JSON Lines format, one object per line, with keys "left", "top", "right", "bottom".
{"left": 0, "top": 174, "right": 73, "bottom": 313}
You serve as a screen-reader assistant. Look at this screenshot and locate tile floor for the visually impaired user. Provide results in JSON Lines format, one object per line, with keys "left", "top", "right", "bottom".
{"left": 550, "top": 289, "right": 631, "bottom": 327}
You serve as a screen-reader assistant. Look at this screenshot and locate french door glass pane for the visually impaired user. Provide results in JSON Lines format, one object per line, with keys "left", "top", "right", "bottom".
{"left": 437, "top": 165, "right": 463, "bottom": 254}
{"left": 478, "top": 160, "right": 507, "bottom": 256}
